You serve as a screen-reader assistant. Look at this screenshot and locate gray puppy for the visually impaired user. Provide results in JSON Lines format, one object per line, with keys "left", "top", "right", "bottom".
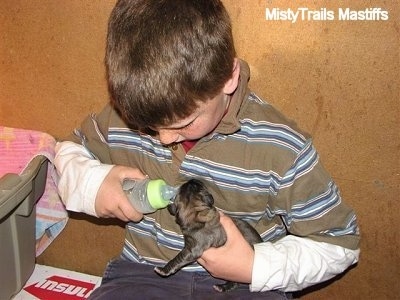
{"left": 154, "top": 179, "right": 262, "bottom": 292}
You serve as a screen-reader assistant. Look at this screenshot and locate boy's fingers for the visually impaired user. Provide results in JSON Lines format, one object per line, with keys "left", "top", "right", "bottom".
{"left": 119, "top": 167, "right": 147, "bottom": 182}
{"left": 119, "top": 199, "right": 143, "bottom": 222}
{"left": 111, "top": 210, "right": 129, "bottom": 222}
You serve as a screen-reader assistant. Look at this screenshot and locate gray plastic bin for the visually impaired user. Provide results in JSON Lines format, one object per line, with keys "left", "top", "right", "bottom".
{"left": 0, "top": 155, "right": 48, "bottom": 299}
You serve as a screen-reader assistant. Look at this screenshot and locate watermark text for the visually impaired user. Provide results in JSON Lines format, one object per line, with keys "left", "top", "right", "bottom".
{"left": 265, "top": 7, "right": 389, "bottom": 23}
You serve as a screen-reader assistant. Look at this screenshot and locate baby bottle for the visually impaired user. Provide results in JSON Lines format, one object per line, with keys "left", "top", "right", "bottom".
{"left": 122, "top": 178, "right": 177, "bottom": 214}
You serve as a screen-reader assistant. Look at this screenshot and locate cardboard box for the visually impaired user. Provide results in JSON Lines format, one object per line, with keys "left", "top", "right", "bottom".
{"left": 13, "top": 264, "right": 101, "bottom": 299}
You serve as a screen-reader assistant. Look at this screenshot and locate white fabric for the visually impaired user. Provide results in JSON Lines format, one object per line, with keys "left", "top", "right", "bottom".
{"left": 54, "top": 141, "right": 114, "bottom": 217}
{"left": 251, "top": 235, "right": 359, "bottom": 292}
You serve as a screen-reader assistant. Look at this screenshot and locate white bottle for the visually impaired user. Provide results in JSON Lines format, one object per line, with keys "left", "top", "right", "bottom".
{"left": 122, "top": 178, "right": 178, "bottom": 214}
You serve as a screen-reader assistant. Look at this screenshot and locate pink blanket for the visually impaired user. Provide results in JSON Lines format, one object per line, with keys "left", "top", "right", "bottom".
{"left": 0, "top": 126, "right": 68, "bottom": 256}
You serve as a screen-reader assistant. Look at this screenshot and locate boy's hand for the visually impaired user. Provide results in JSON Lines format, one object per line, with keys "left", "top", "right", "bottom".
{"left": 95, "top": 165, "right": 147, "bottom": 222}
{"left": 197, "top": 213, "right": 255, "bottom": 284}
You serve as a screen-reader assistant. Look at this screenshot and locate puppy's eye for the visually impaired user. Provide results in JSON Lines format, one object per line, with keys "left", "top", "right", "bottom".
{"left": 204, "top": 193, "right": 214, "bottom": 206}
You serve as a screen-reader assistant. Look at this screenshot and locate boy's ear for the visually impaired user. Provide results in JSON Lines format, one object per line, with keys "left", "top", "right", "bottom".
{"left": 223, "top": 58, "right": 241, "bottom": 95}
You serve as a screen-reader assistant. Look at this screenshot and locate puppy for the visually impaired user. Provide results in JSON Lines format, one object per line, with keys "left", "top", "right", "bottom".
{"left": 154, "top": 179, "right": 262, "bottom": 292}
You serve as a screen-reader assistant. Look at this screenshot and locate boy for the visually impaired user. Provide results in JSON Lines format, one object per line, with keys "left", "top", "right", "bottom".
{"left": 55, "top": 0, "right": 360, "bottom": 299}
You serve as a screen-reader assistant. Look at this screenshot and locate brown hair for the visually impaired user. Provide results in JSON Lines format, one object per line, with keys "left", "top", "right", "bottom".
{"left": 105, "top": 0, "right": 236, "bottom": 130}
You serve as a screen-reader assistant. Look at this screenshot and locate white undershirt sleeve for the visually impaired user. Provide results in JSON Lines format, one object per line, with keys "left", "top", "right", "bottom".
{"left": 54, "top": 141, "right": 114, "bottom": 217}
{"left": 250, "top": 235, "right": 359, "bottom": 292}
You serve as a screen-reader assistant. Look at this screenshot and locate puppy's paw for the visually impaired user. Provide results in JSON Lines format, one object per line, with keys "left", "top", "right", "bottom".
{"left": 154, "top": 266, "right": 169, "bottom": 277}
{"left": 213, "top": 281, "right": 239, "bottom": 293}
{"left": 213, "top": 284, "right": 224, "bottom": 292}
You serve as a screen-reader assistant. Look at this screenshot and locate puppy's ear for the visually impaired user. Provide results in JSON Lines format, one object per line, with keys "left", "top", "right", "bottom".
{"left": 167, "top": 203, "right": 177, "bottom": 216}
{"left": 197, "top": 206, "right": 218, "bottom": 223}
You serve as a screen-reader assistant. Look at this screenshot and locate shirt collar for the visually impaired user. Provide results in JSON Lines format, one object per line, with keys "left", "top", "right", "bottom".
{"left": 213, "top": 59, "right": 251, "bottom": 135}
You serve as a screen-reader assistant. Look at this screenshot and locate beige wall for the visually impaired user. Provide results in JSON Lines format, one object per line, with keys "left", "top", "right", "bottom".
{"left": 1, "top": 1, "right": 399, "bottom": 299}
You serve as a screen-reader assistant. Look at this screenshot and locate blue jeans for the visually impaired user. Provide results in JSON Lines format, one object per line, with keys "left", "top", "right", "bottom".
{"left": 89, "top": 258, "right": 291, "bottom": 299}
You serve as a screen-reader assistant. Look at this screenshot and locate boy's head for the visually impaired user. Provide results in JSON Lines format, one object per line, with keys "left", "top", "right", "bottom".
{"left": 106, "top": 0, "right": 236, "bottom": 132}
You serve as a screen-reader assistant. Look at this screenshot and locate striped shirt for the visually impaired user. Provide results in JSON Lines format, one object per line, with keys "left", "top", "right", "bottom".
{"left": 69, "top": 61, "right": 359, "bottom": 272}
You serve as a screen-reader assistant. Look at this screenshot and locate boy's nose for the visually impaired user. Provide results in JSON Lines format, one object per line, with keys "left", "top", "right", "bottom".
{"left": 158, "top": 129, "right": 180, "bottom": 145}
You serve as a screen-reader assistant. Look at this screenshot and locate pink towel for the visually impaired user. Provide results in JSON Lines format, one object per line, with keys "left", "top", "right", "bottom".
{"left": 0, "top": 126, "right": 68, "bottom": 256}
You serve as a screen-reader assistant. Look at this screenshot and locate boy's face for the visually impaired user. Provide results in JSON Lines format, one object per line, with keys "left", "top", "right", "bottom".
{"left": 152, "top": 92, "right": 230, "bottom": 146}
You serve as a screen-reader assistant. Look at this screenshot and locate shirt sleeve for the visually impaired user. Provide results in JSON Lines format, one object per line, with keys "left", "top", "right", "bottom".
{"left": 250, "top": 235, "right": 360, "bottom": 292}
{"left": 54, "top": 141, "right": 114, "bottom": 216}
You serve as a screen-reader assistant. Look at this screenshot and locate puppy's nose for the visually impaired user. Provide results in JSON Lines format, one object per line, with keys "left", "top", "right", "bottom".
{"left": 167, "top": 203, "right": 177, "bottom": 215}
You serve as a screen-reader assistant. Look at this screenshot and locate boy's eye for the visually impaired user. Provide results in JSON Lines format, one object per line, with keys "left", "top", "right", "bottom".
{"left": 182, "top": 120, "right": 195, "bottom": 129}
{"left": 149, "top": 116, "right": 197, "bottom": 133}
{"left": 169, "top": 119, "right": 196, "bottom": 131}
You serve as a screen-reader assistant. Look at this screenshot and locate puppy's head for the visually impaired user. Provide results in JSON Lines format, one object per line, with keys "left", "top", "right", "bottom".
{"left": 168, "top": 179, "right": 218, "bottom": 229}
